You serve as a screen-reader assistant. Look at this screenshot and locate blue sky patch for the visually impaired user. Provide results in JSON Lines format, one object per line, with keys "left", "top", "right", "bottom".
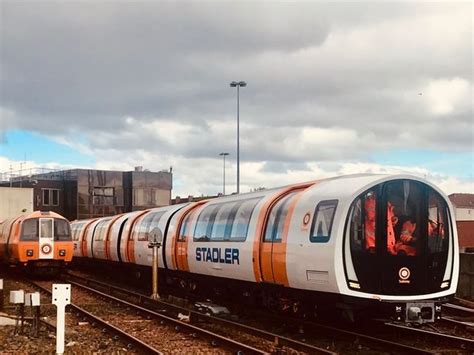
{"left": 372, "top": 149, "right": 473, "bottom": 178}
{"left": 0, "top": 129, "right": 95, "bottom": 166}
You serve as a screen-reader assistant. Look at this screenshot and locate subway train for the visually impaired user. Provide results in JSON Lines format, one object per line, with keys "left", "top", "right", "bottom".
{"left": 0, "top": 211, "right": 73, "bottom": 274}
{"left": 72, "top": 174, "right": 458, "bottom": 323}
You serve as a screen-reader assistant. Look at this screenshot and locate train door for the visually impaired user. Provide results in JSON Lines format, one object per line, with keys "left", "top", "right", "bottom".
{"left": 174, "top": 202, "right": 206, "bottom": 272}
{"left": 260, "top": 191, "right": 300, "bottom": 284}
{"left": 39, "top": 218, "right": 54, "bottom": 259}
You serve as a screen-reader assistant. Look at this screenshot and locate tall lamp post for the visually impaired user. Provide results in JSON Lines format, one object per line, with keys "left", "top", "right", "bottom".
{"left": 219, "top": 152, "right": 229, "bottom": 195}
{"left": 229, "top": 80, "right": 247, "bottom": 194}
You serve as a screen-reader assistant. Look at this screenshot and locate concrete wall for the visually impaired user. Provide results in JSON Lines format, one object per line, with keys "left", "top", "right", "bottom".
{"left": 0, "top": 187, "right": 33, "bottom": 219}
{"left": 458, "top": 253, "right": 474, "bottom": 300}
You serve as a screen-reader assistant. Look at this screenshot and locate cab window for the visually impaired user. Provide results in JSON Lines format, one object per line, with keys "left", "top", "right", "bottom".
{"left": 428, "top": 191, "right": 449, "bottom": 254}
{"left": 310, "top": 200, "right": 338, "bottom": 243}
{"left": 385, "top": 181, "right": 423, "bottom": 256}
{"left": 54, "top": 219, "right": 71, "bottom": 241}
{"left": 21, "top": 219, "right": 38, "bottom": 241}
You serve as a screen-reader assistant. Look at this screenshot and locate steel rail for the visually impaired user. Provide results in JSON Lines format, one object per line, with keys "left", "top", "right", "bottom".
{"left": 298, "top": 319, "right": 435, "bottom": 354}
{"left": 29, "top": 280, "right": 164, "bottom": 355}
{"left": 384, "top": 322, "right": 474, "bottom": 351}
{"left": 442, "top": 316, "right": 474, "bottom": 328}
{"left": 444, "top": 303, "right": 474, "bottom": 316}
{"left": 63, "top": 272, "right": 336, "bottom": 354}
{"left": 63, "top": 278, "right": 267, "bottom": 354}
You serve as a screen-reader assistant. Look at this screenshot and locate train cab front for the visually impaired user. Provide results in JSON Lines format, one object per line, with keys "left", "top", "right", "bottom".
{"left": 343, "top": 178, "right": 457, "bottom": 324}
{"left": 19, "top": 212, "right": 73, "bottom": 273}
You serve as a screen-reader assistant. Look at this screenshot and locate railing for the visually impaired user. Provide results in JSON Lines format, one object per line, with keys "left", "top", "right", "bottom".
{"left": 0, "top": 168, "right": 78, "bottom": 183}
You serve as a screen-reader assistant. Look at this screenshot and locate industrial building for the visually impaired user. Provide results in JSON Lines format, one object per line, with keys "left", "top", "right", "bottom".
{"left": 0, "top": 167, "right": 172, "bottom": 221}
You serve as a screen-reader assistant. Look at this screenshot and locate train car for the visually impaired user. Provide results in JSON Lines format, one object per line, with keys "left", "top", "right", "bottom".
{"left": 71, "top": 174, "right": 458, "bottom": 324}
{"left": 0, "top": 211, "right": 73, "bottom": 274}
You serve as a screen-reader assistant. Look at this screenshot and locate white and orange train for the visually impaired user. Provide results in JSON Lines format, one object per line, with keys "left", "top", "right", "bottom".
{"left": 72, "top": 174, "right": 458, "bottom": 323}
{"left": 0, "top": 211, "right": 73, "bottom": 273}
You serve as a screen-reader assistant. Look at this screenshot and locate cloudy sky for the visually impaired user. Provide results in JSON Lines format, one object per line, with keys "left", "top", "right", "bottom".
{"left": 0, "top": 1, "right": 472, "bottom": 197}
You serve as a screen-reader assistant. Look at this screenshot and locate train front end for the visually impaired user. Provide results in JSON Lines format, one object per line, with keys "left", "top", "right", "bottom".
{"left": 342, "top": 176, "right": 458, "bottom": 324}
{"left": 16, "top": 211, "right": 73, "bottom": 273}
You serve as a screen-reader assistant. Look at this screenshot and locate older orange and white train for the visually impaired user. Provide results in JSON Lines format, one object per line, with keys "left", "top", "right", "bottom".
{"left": 72, "top": 174, "right": 459, "bottom": 323}
{"left": 0, "top": 211, "right": 73, "bottom": 273}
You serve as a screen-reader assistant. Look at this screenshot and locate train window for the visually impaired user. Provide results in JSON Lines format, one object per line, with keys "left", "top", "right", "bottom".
{"left": 137, "top": 212, "right": 164, "bottom": 241}
{"left": 40, "top": 219, "right": 53, "bottom": 239}
{"left": 21, "top": 219, "right": 38, "bottom": 241}
{"left": 210, "top": 202, "right": 237, "bottom": 241}
{"left": 228, "top": 197, "right": 261, "bottom": 241}
{"left": 428, "top": 191, "right": 449, "bottom": 254}
{"left": 54, "top": 220, "right": 71, "bottom": 241}
{"left": 264, "top": 192, "right": 298, "bottom": 242}
{"left": 385, "top": 181, "right": 422, "bottom": 256}
{"left": 310, "top": 200, "right": 338, "bottom": 243}
{"left": 179, "top": 212, "right": 193, "bottom": 241}
{"left": 194, "top": 205, "right": 219, "bottom": 241}
{"left": 349, "top": 191, "right": 377, "bottom": 252}
{"left": 94, "top": 218, "right": 112, "bottom": 241}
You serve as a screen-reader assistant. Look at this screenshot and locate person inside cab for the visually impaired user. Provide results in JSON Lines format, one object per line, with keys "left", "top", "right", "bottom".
{"left": 364, "top": 194, "right": 376, "bottom": 253}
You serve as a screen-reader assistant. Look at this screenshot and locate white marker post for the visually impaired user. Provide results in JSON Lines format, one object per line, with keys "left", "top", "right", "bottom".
{"left": 52, "top": 284, "right": 71, "bottom": 355}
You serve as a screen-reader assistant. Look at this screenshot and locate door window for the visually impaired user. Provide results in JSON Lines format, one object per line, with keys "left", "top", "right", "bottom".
{"left": 40, "top": 219, "right": 53, "bottom": 239}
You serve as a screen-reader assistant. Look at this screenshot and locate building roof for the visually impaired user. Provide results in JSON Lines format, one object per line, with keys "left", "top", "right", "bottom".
{"left": 449, "top": 193, "right": 474, "bottom": 208}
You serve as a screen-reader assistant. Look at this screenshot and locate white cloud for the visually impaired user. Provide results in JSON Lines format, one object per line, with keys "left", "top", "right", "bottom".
{"left": 423, "top": 77, "right": 472, "bottom": 115}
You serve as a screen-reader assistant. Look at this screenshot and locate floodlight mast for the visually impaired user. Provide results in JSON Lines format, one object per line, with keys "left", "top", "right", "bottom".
{"left": 229, "top": 80, "right": 247, "bottom": 194}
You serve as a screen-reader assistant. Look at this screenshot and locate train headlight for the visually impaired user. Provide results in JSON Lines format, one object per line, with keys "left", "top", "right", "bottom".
{"left": 440, "top": 281, "right": 449, "bottom": 288}
{"left": 26, "top": 249, "right": 34, "bottom": 257}
{"left": 59, "top": 249, "right": 66, "bottom": 257}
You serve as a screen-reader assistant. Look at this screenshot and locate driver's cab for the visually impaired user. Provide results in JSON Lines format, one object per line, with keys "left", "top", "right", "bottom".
{"left": 346, "top": 179, "right": 451, "bottom": 296}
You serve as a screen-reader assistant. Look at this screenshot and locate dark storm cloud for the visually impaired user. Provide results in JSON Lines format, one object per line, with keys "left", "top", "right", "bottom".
{"left": 0, "top": 1, "right": 472, "bottom": 163}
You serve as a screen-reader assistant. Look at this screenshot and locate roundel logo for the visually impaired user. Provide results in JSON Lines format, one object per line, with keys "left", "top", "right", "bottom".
{"left": 399, "top": 267, "right": 410, "bottom": 280}
{"left": 41, "top": 244, "right": 52, "bottom": 255}
{"left": 303, "top": 213, "right": 311, "bottom": 226}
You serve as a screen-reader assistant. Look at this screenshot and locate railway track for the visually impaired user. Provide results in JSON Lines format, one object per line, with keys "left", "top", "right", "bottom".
{"left": 63, "top": 271, "right": 436, "bottom": 354}
{"left": 383, "top": 322, "right": 474, "bottom": 352}
{"left": 29, "top": 278, "right": 270, "bottom": 354}
{"left": 62, "top": 272, "right": 336, "bottom": 354}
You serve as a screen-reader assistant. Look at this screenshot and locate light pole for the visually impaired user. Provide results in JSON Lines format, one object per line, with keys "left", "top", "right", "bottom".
{"left": 229, "top": 80, "right": 247, "bottom": 194}
{"left": 219, "top": 152, "right": 229, "bottom": 195}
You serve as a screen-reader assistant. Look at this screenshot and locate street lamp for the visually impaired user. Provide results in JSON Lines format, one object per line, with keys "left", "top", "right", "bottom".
{"left": 219, "top": 152, "right": 229, "bottom": 195}
{"left": 229, "top": 80, "right": 247, "bottom": 194}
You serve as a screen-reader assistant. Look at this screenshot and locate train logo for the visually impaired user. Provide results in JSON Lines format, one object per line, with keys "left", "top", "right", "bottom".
{"left": 399, "top": 267, "right": 411, "bottom": 284}
{"left": 303, "top": 212, "right": 311, "bottom": 226}
{"left": 41, "top": 244, "right": 52, "bottom": 254}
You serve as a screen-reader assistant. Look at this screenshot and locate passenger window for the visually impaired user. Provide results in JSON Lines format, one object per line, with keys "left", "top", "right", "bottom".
{"left": 94, "top": 218, "right": 112, "bottom": 241}
{"left": 428, "top": 192, "right": 449, "bottom": 254}
{"left": 310, "top": 200, "right": 337, "bottom": 243}
{"left": 193, "top": 198, "right": 261, "bottom": 242}
{"left": 229, "top": 198, "right": 260, "bottom": 241}
{"left": 179, "top": 213, "right": 193, "bottom": 241}
{"left": 210, "top": 202, "right": 237, "bottom": 241}
{"left": 137, "top": 212, "right": 164, "bottom": 241}
{"left": 264, "top": 192, "right": 297, "bottom": 242}
{"left": 194, "top": 205, "right": 219, "bottom": 241}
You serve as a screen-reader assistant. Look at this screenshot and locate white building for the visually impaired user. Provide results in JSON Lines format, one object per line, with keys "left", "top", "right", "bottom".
{"left": 0, "top": 187, "right": 33, "bottom": 219}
